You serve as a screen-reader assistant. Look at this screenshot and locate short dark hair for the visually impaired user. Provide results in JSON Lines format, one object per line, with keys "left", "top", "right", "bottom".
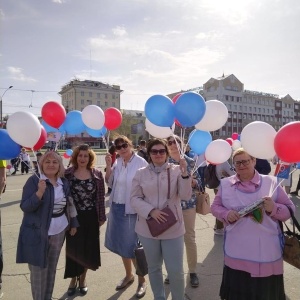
{"left": 146, "top": 138, "right": 169, "bottom": 163}
{"left": 139, "top": 140, "right": 146, "bottom": 147}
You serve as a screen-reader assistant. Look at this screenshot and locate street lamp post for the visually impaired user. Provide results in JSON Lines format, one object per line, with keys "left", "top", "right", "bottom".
{"left": 0, "top": 85, "right": 13, "bottom": 128}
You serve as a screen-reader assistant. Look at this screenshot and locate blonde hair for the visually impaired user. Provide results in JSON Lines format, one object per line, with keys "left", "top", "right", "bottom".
{"left": 232, "top": 148, "right": 255, "bottom": 160}
{"left": 39, "top": 151, "right": 65, "bottom": 178}
{"left": 70, "top": 144, "right": 96, "bottom": 169}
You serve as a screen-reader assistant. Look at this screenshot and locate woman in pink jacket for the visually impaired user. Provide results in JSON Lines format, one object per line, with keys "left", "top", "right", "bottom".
{"left": 131, "top": 138, "right": 192, "bottom": 300}
{"left": 211, "top": 148, "right": 295, "bottom": 300}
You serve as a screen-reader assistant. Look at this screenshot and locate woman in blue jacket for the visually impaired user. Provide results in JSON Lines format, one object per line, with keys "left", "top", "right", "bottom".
{"left": 16, "top": 151, "right": 79, "bottom": 300}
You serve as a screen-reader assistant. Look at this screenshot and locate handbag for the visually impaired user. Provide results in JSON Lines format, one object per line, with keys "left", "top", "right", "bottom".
{"left": 146, "top": 168, "right": 177, "bottom": 237}
{"left": 134, "top": 242, "right": 148, "bottom": 276}
{"left": 279, "top": 206, "right": 300, "bottom": 269}
{"left": 196, "top": 191, "right": 211, "bottom": 215}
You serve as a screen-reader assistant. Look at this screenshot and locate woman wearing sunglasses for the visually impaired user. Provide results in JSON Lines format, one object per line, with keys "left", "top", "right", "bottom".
{"left": 131, "top": 138, "right": 192, "bottom": 300}
{"left": 211, "top": 148, "right": 295, "bottom": 300}
{"left": 105, "top": 135, "right": 148, "bottom": 298}
{"left": 164, "top": 135, "right": 202, "bottom": 288}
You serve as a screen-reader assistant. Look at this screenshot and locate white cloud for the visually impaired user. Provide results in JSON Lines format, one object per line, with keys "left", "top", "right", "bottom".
{"left": 112, "top": 26, "right": 128, "bottom": 37}
{"left": 7, "top": 66, "right": 37, "bottom": 82}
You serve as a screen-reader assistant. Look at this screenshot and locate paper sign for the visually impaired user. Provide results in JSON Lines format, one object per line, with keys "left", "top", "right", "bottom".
{"left": 274, "top": 163, "right": 291, "bottom": 179}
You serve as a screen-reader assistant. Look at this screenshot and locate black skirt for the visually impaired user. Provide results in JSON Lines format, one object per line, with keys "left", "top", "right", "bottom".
{"left": 220, "top": 265, "right": 286, "bottom": 300}
{"left": 64, "top": 208, "right": 100, "bottom": 278}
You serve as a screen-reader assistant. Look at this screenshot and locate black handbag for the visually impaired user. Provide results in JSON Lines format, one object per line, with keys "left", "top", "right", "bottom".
{"left": 279, "top": 206, "right": 300, "bottom": 269}
{"left": 134, "top": 242, "right": 148, "bottom": 276}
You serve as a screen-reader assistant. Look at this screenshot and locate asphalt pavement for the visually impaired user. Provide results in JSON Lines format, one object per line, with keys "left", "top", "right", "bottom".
{"left": 1, "top": 163, "right": 300, "bottom": 300}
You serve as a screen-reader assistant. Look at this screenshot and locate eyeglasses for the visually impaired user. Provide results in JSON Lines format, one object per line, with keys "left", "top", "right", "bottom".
{"left": 233, "top": 159, "right": 251, "bottom": 167}
{"left": 167, "top": 140, "right": 180, "bottom": 146}
{"left": 116, "top": 143, "right": 129, "bottom": 150}
{"left": 150, "top": 149, "right": 167, "bottom": 155}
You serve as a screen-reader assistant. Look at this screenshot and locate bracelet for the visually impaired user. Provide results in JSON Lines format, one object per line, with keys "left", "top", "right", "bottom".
{"left": 181, "top": 175, "right": 189, "bottom": 179}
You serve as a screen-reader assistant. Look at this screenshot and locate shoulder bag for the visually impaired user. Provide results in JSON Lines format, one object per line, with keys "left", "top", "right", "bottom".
{"left": 195, "top": 177, "right": 211, "bottom": 215}
{"left": 146, "top": 168, "right": 177, "bottom": 237}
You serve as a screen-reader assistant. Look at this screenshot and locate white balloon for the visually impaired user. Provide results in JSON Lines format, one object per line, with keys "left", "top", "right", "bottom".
{"left": 205, "top": 139, "right": 232, "bottom": 164}
{"left": 195, "top": 100, "right": 228, "bottom": 131}
{"left": 145, "top": 119, "right": 175, "bottom": 138}
{"left": 232, "top": 139, "right": 242, "bottom": 150}
{"left": 240, "top": 121, "right": 276, "bottom": 159}
{"left": 82, "top": 105, "right": 105, "bottom": 130}
{"left": 7, "top": 111, "right": 41, "bottom": 148}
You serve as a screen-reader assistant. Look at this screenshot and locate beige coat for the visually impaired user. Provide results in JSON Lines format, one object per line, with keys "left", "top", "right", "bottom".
{"left": 130, "top": 163, "right": 192, "bottom": 239}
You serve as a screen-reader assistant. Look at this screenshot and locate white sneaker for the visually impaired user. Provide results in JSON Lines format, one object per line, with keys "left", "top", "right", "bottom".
{"left": 214, "top": 228, "right": 224, "bottom": 235}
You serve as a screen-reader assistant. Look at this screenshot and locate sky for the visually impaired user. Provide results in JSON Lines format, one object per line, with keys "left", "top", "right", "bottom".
{"left": 1, "top": 0, "right": 300, "bottom": 118}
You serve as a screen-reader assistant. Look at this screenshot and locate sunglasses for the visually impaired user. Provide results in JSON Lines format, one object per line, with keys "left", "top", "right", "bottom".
{"left": 167, "top": 140, "right": 181, "bottom": 146}
{"left": 150, "top": 149, "right": 167, "bottom": 155}
{"left": 233, "top": 159, "right": 251, "bottom": 167}
{"left": 116, "top": 143, "right": 129, "bottom": 150}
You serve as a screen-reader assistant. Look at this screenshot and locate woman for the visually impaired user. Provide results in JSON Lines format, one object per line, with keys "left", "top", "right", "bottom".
{"left": 105, "top": 135, "right": 148, "bottom": 298}
{"left": 131, "top": 138, "right": 192, "bottom": 300}
{"left": 165, "top": 135, "right": 201, "bottom": 287}
{"left": 16, "top": 151, "right": 79, "bottom": 300}
{"left": 211, "top": 148, "right": 295, "bottom": 300}
{"left": 64, "top": 144, "right": 106, "bottom": 296}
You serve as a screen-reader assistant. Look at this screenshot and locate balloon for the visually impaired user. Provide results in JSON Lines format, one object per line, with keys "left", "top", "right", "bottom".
{"left": 240, "top": 121, "right": 277, "bottom": 159}
{"left": 64, "top": 111, "right": 86, "bottom": 134}
{"left": 232, "top": 132, "right": 239, "bottom": 140}
{"left": 188, "top": 129, "right": 212, "bottom": 155}
{"left": 104, "top": 108, "right": 122, "bottom": 130}
{"left": 41, "top": 120, "right": 58, "bottom": 133}
{"left": 205, "top": 139, "right": 232, "bottom": 164}
{"left": 66, "top": 149, "right": 73, "bottom": 156}
{"left": 172, "top": 93, "right": 182, "bottom": 126}
{"left": 32, "top": 126, "right": 47, "bottom": 151}
{"left": 41, "top": 101, "right": 66, "bottom": 128}
{"left": 232, "top": 139, "right": 242, "bottom": 150}
{"left": 145, "top": 95, "right": 175, "bottom": 127}
{"left": 82, "top": 105, "right": 105, "bottom": 130}
{"left": 86, "top": 126, "right": 107, "bottom": 138}
{"left": 174, "top": 92, "right": 206, "bottom": 127}
{"left": 225, "top": 138, "right": 233, "bottom": 146}
{"left": 58, "top": 123, "right": 66, "bottom": 134}
{"left": 6, "top": 164, "right": 12, "bottom": 170}
{"left": 145, "top": 119, "right": 175, "bottom": 138}
{"left": 63, "top": 153, "right": 70, "bottom": 159}
{"left": 296, "top": 163, "right": 300, "bottom": 169}
{"left": 274, "top": 121, "right": 300, "bottom": 163}
{"left": 7, "top": 111, "right": 41, "bottom": 148}
{"left": 0, "top": 129, "right": 21, "bottom": 160}
{"left": 195, "top": 100, "right": 228, "bottom": 131}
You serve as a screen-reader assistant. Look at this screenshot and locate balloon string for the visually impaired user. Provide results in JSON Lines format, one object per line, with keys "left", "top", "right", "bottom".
{"left": 31, "top": 149, "right": 41, "bottom": 178}
{"left": 54, "top": 133, "right": 64, "bottom": 151}
{"left": 191, "top": 160, "right": 206, "bottom": 176}
{"left": 20, "top": 155, "right": 40, "bottom": 179}
{"left": 103, "top": 132, "right": 109, "bottom": 152}
{"left": 171, "top": 132, "right": 184, "bottom": 158}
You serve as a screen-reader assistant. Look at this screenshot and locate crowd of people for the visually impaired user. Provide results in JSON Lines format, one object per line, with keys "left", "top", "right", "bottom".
{"left": 0, "top": 136, "right": 298, "bottom": 300}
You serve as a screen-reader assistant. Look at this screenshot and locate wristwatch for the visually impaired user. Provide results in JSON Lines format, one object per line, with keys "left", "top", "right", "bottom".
{"left": 181, "top": 175, "right": 190, "bottom": 179}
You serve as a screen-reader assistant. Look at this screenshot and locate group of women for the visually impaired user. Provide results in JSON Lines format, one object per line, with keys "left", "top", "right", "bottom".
{"left": 15, "top": 135, "right": 295, "bottom": 300}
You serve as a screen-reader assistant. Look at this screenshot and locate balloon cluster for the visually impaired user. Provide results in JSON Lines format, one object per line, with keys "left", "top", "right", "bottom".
{"left": 0, "top": 101, "right": 122, "bottom": 160}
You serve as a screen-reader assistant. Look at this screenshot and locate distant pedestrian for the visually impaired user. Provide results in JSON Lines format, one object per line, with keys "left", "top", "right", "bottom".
{"left": 10, "top": 157, "right": 20, "bottom": 175}
{"left": 137, "top": 140, "right": 149, "bottom": 162}
{"left": 19, "top": 148, "right": 31, "bottom": 174}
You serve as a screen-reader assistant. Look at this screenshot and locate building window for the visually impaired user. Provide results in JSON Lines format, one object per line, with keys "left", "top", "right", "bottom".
{"left": 225, "top": 95, "right": 229, "bottom": 101}
{"left": 112, "top": 102, "right": 116, "bottom": 107}
{"left": 97, "top": 101, "right": 100, "bottom": 106}
{"left": 112, "top": 94, "right": 116, "bottom": 99}
{"left": 105, "top": 94, "right": 108, "bottom": 99}
{"left": 249, "top": 107, "right": 252, "bottom": 112}
{"left": 105, "top": 101, "right": 108, "bottom": 106}
{"left": 81, "top": 99, "right": 84, "bottom": 104}
{"left": 97, "top": 93, "right": 100, "bottom": 99}
{"left": 89, "top": 92, "right": 92, "bottom": 97}
{"left": 81, "top": 91, "right": 84, "bottom": 96}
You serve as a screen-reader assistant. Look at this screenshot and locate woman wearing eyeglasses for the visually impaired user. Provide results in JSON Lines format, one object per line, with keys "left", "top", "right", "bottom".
{"left": 105, "top": 135, "right": 148, "bottom": 298}
{"left": 211, "top": 148, "right": 295, "bottom": 300}
{"left": 131, "top": 138, "right": 192, "bottom": 300}
{"left": 165, "top": 135, "right": 201, "bottom": 287}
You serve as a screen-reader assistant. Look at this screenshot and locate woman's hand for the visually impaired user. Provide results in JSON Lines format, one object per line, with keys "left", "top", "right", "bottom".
{"left": 105, "top": 153, "right": 112, "bottom": 168}
{"left": 69, "top": 227, "right": 77, "bottom": 236}
{"left": 227, "top": 210, "right": 240, "bottom": 223}
{"left": 150, "top": 209, "right": 169, "bottom": 223}
{"left": 179, "top": 158, "right": 188, "bottom": 176}
{"left": 36, "top": 179, "right": 46, "bottom": 200}
{"left": 191, "top": 179, "right": 197, "bottom": 188}
{"left": 263, "top": 196, "right": 275, "bottom": 213}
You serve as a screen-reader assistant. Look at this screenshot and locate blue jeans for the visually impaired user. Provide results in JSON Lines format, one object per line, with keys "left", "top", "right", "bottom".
{"left": 138, "top": 235, "right": 184, "bottom": 300}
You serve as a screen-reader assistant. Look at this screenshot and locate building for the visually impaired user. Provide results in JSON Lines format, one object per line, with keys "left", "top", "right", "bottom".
{"left": 168, "top": 74, "right": 300, "bottom": 139}
{"left": 59, "top": 79, "right": 122, "bottom": 112}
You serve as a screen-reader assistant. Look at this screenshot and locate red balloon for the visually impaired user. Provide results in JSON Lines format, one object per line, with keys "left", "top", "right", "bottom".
{"left": 231, "top": 132, "right": 239, "bottom": 140}
{"left": 41, "top": 101, "right": 66, "bottom": 129}
{"left": 274, "top": 121, "right": 300, "bottom": 163}
{"left": 63, "top": 153, "right": 70, "bottom": 159}
{"left": 32, "top": 126, "right": 47, "bottom": 151}
{"left": 172, "top": 94, "right": 182, "bottom": 127}
{"left": 225, "top": 138, "right": 233, "bottom": 146}
{"left": 104, "top": 108, "right": 122, "bottom": 130}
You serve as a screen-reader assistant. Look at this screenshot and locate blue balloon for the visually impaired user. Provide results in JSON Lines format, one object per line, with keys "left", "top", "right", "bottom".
{"left": 58, "top": 123, "right": 66, "bottom": 134}
{"left": 188, "top": 129, "right": 212, "bottom": 155}
{"left": 66, "top": 149, "right": 73, "bottom": 156}
{"left": 145, "top": 95, "right": 175, "bottom": 127}
{"left": 86, "top": 126, "right": 107, "bottom": 138}
{"left": 64, "top": 111, "right": 86, "bottom": 134}
{"left": 0, "top": 129, "right": 21, "bottom": 159}
{"left": 41, "top": 120, "right": 58, "bottom": 133}
{"left": 296, "top": 162, "right": 300, "bottom": 169}
{"left": 174, "top": 92, "right": 206, "bottom": 127}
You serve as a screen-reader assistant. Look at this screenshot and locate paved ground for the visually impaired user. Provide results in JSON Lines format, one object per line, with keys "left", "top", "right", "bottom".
{"left": 1, "top": 162, "right": 300, "bottom": 299}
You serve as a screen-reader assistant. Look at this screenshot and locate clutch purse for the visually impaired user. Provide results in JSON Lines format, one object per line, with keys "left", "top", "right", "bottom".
{"left": 146, "top": 206, "right": 177, "bottom": 237}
